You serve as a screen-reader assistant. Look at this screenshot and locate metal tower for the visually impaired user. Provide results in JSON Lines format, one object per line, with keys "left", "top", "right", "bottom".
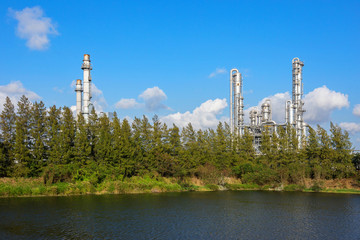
{"left": 230, "top": 69, "right": 244, "bottom": 135}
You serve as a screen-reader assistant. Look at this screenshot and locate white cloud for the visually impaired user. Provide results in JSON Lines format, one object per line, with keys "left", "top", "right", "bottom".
{"left": 91, "top": 84, "right": 108, "bottom": 113}
{"left": 339, "top": 122, "right": 360, "bottom": 134}
{"left": 304, "top": 85, "right": 349, "bottom": 123}
{"left": 209, "top": 68, "right": 226, "bottom": 78}
{"left": 9, "top": 6, "right": 58, "bottom": 50}
{"left": 114, "top": 86, "right": 170, "bottom": 112}
{"left": 70, "top": 105, "right": 77, "bottom": 116}
{"left": 53, "top": 87, "right": 64, "bottom": 93}
{"left": 353, "top": 104, "right": 360, "bottom": 117}
{"left": 70, "top": 80, "right": 76, "bottom": 89}
{"left": 70, "top": 81, "right": 108, "bottom": 113}
{"left": 115, "top": 98, "right": 142, "bottom": 109}
{"left": 0, "top": 81, "right": 41, "bottom": 111}
{"left": 243, "top": 92, "right": 291, "bottom": 124}
{"left": 161, "top": 98, "right": 227, "bottom": 129}
{"left": 122, "top": 115, "right": 134, "bottom": 124}
{"left": 241, "top": 85, "right": 348, "bottom": 125}
{"left": 139, "top": 86, "right": 170, "bottom": 111}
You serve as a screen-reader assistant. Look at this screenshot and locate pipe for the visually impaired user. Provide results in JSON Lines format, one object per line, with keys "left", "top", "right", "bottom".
{"left": 292, "top": 57, "right": 304, "bottom": 145}
{"left": 230, "top": 68, "right": 239, "bottom": 134}
{"left": 261, "top": 99, "right": 271, "bottom": 122}
{"left": 75, "top": 79, "right": 83, "bottom": 118}
{"left": 81, "top": 54, "right": 92, "bottom": 121}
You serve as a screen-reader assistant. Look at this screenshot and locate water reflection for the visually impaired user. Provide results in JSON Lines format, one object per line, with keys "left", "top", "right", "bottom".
{"left": 0, "top": 191, "right": 359, "bottom": 239}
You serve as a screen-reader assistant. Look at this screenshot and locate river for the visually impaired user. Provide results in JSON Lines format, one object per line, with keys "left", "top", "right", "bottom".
{"left": 0, "top": 191, "right": 359, "bottom": 239}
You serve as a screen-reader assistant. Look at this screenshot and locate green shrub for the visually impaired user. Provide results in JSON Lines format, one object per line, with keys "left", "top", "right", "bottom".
{"left": 225, "top": 183, "right": 259, "bottom": 190}
{"left": 310, "top": 182, "right": 322, "bottom": 192}
{"left": 196, "top": 163, "right": 223, "bottom": 185}
{"left": 55, "top": 182, "right": 69, "bottom": 194}
{"left": 261, "top": 184, "right": 273, "bottom": 190}
{"left": 284, "top": 184, "right": 305, "bottom": 191}
{"left": 179, "top": 182, "right": 199, "bottom": 191}
{"left": 232, "top": 162, "right": 260, "bottom": 178}
{"left": 43, "top": 164, "right": 76, "bottom": 184}
{"left": 107, "top": 182, "right": 115, "bottom": 193}
{"left": 205, "top": 184, "right": 219, "bottom": 191}
{"left": 242, "top": 167, "right": 278, "bottom": 185}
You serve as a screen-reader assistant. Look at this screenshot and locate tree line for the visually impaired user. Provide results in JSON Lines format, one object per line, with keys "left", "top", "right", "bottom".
{"left": 0, "top": 95, "right": 357, "bottom": 185}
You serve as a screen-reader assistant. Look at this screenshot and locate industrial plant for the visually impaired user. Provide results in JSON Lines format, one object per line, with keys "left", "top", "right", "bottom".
{"left": 75, "top": 54, "right": 93, "bottom": 120}
{"left": 74, "top": 54, "right": 307, "bottom": 149}
{"left": 230, "top": 58, "right": 307, "bottom": 149}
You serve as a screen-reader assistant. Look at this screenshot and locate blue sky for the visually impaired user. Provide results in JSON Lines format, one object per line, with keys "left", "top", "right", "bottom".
{"left": 1, "top": 1, "right": 360, "bottom": 147}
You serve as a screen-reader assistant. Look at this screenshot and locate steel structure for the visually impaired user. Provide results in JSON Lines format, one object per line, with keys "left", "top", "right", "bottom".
{"left": 75, "top": 79, "right": 83, "bottom": 117}
{"left": 288, "top": 57, "right": 306, "bottom": 143}
{"left": 230, "top": 57, "right": 307, "bottom": 149}
{"left": 75, "top": 54, "right": 93, "bottom": 120}
{"left": 230, "top": 69, "right": 244, "bottom": 135}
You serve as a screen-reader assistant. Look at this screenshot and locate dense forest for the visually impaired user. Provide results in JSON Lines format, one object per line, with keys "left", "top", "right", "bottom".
{"left": 0, "top": 95, "right": 358, "bottom": 187}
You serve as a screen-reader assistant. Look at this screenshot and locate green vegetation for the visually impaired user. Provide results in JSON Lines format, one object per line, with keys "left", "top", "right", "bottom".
{"left": 225, "top": 183, "right": 260, "bottom": 190}
{"left": 0, "top": 95, "right": 360, "bottom": 197}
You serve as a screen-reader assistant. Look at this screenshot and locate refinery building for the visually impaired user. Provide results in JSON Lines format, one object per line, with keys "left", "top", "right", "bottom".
{"left": 230, "top": 58, "right": 307, "bottom": 150}
{"left": 74, "top": 54, "right": 308, "bottom": 149}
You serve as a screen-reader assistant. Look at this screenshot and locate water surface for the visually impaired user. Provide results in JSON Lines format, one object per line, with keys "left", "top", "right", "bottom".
{"left": 0, "top": 191, "right": 359, "bottom": 239}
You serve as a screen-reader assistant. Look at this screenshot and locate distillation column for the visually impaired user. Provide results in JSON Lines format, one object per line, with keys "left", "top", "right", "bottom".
{"left": 81, "top": 54, "right": 92, "bottom": 121}
{"left": 230, "top": 69, "right": 244, "bottom": 135}
{"left": 75, "top": 79, "right": 83, "bottom": 117}
{"left": 291, "top": 57, "right": 305, "bottom": 144}
{"left": 261, "top": 99, "right": 272, "bottom": 123}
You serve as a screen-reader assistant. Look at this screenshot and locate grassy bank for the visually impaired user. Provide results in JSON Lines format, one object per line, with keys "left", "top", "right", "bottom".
{"left": 0, "top": 176, "right": 207, "bottom": 197}
{"left": 1, "top": 177, "right": 360, "bottom": 197}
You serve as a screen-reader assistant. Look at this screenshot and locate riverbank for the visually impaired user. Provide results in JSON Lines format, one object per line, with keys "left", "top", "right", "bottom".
{"left": 1, "top": 177, "right": 360, "bottom": 197}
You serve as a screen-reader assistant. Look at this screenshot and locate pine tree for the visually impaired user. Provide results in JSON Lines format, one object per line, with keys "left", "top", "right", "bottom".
{"left": 151, "top": 115, "right": 165, "bottom": 173}
{"left": 214, "top": 122, "right": 230, "bottom": 170}
{"left": 223, "top": 122, "right": 237, "bottom": 166}
{"left": 238, "top": 129, "right": 256, "bottom": 164}
{"left": 131, "top": 117, "right": 145, "bottom": 174}
{"left": 13, "top": 95, "right": 32, "bottom": 177}
{"left": 111, "top": 113, "right": 122, "bottom": 166}
{"left": 74, "top": 113, "right": 91, "bottom": 164}
{"left": 329, "top": 122, "right": 355, "bottom": 178}
{"left": 277, "top": 126, "right": 290, "bottom": 169}
{"left": 120, "top": 118, "right": 136, "bottom": 178}
{"left": 168, "top": 124, "right": 181, "bottom": 157}
{"left": 59, "top": 106, "right": 75, "bottom": 164}
{"left": 306, "top": 126, "right": 321, "bottom": 179}
{"left": 95, "top": 113, "right": 112, "bottom": 164}
{"left": 29, "top": 101, "right": 47, "bottom": 176}
{"left": 46, "top": 105, "right": 62, "bottom": 165}
{"left": 0, "top": 97, "right": 16, "bottom": 176}
{"left": 197, "top": 129, "right": 212, "bottom": 167}
{"left": 165, "top": 124, "right": 182, "bottom": 176}
{"left": 87, "top": 108, "right": 98, "bottom": 161}
{"left": 287, "top": 125, "right": 306, "bottom": 184}
{"left": 259, "top": 128, "right": 273, "bottom": 167}
{"left": 317, "top": 125, "right": 332, "bottom": 179}
{"left": 0, "top": 142, "right": 6, "bottom": 177}
{"left": 180, "top": 122, "right": 198, "bottom": 175}
{"left": 138, "top": 115, "right": 152, "bottom": 172}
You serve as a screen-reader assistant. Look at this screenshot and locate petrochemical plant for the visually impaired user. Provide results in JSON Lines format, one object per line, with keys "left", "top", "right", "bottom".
{"left": 74, "top": 54, "right": 307, "bottom": 148}
{"left": 230, "top": 58, "right": 307, "bottom": 148}
{"left": 75, "top": 54, "right": 93, "bottom": 121}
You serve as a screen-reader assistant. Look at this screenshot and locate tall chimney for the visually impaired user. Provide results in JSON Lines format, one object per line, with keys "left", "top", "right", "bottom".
{"left": 75, "top": 79, "right": 83, "bottom": 118}
{"left": 81, "top": 54, "right": 92, "bottom": 120}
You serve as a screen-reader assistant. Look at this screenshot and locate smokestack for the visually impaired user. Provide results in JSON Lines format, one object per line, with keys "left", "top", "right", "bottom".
{"left": 81, "top": 54, "right": 92, "bottom": 121}
{"left": 292, "top": 57, "right": 305, "bottom": 145}
{"left": 75, "top": 79, "right": 83, "bottom": 118}
{"left": 230, "top": 69, "right": 244, "bottom": 135}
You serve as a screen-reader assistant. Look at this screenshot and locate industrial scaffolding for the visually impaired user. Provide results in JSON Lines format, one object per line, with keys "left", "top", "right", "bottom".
{"left": 230, "top": 58, "right": 307, "bottom": 150}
